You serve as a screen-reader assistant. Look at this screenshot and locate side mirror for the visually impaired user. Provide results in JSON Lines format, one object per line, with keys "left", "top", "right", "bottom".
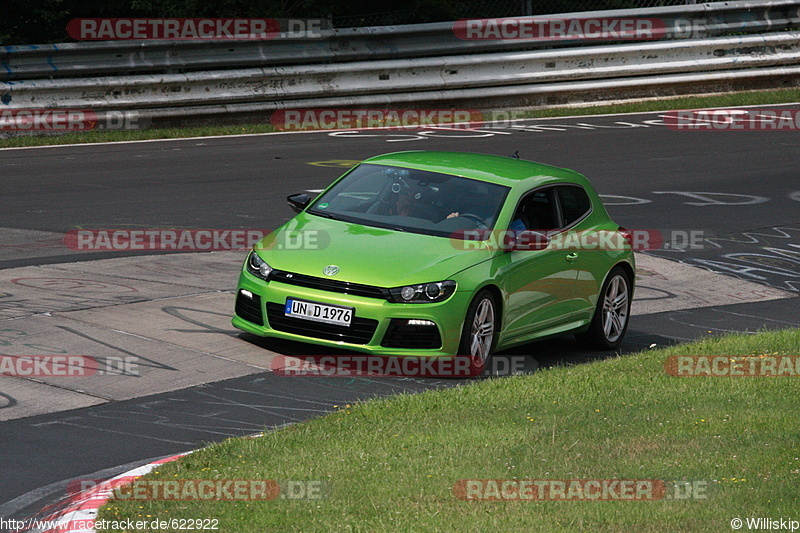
{"left": 506, "top": 230, "right": 550, "bottom": 252}
{"left": 287, "top": 193, "right": 311, "bottom": 213}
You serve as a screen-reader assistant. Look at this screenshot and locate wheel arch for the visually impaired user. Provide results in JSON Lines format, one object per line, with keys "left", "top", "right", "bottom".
{"left": 612, "top": 260, "right": 635, "bottom": 298}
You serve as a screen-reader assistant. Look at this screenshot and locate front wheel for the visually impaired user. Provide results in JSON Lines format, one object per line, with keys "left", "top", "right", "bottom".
{"left": 458, "top": 289, "right": 498, "bottom": 376}
{"left": 576, "top": 266, "right": 631, "bottom": 350}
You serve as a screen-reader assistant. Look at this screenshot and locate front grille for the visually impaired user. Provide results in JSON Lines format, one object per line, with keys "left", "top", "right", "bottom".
{"left": 270, "top": 269, "right": 390, "bottom": 300}
{"left": 235, "top": 292, "right": 263, "bottom": 326}
{"left": 381, "top": 319, "right": 442, "bottom": 349}
{"left": 266, "top": 303, "right": 378, "bottom": 344}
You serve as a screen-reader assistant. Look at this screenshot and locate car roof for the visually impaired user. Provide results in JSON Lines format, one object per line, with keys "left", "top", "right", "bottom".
{"left": 362, "top": 151, "right": 591, "bottom": 189}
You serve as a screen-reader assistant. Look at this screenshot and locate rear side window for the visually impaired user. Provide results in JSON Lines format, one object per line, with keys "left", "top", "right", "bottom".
{"left": 558, "top": 186, "right": 592, "bottom": 227}
{"left": 510, "top": 188, "right": 560, "bottom": 232}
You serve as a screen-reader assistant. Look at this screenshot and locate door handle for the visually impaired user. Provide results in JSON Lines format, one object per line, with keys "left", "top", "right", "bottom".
{"left": 565, "top": 252, "right": 579, "bottom": 261}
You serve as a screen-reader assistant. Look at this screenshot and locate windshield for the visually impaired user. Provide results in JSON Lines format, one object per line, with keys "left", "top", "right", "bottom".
{"left": 307, "top": 164, "right": 510, "bottom": 238}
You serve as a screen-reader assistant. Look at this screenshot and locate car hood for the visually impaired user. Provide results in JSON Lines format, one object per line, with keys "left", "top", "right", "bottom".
{"left": 255, "top": 213, "right": 493, "bottom": 287}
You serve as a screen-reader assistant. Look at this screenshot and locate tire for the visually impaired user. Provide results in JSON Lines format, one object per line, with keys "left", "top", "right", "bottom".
{"left": 458, "top": 289, "right": 498, "bottom": 376}
{"left": 576, "top": 266, "right": 631, "bottom": 350}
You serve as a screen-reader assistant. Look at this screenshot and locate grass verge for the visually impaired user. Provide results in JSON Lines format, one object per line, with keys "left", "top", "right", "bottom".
{"left": 97, "top": 328, "right": 800, "bottom": 532}
{"left": 2, "top": 88, "right": 800, "bottom": 150}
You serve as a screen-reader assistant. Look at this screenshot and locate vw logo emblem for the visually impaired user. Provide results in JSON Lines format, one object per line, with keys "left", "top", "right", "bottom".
{"left": 323, "top": 265, "right": 339, "bottom": 276}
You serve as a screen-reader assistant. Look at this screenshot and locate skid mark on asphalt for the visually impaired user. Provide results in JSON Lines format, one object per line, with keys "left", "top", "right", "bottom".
{"left": 55, "top": 325, "right": 176, "bottom": 372}
{"left": 160, "top": 305, "right": 239, "bottom": 335}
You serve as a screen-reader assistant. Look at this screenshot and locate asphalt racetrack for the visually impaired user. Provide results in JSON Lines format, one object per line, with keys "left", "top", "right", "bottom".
{"left": 1, "top": 109, "right": 798, "bottom": 525}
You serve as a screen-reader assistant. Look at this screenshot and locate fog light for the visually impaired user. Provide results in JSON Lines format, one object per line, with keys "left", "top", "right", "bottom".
{"left": 240, "top": 289, "right": 253, "bottom": 299}
{"left": 407, "top": 319, "right": 435, "bottom": 326}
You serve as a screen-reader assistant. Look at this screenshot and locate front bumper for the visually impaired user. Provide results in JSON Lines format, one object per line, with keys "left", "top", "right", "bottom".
{"left": 232, "top": 268, "right": 471, "bottom": 357}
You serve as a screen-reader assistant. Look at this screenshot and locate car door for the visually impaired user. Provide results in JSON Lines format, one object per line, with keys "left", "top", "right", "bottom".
{"left": 495, "top": 186, "right": 581, "bottom": 341}
{"left": 554, "top": 184, "right": 596, "bottom": 321}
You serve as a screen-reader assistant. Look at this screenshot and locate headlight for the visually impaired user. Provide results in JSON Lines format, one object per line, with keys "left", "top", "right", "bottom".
{"left": 389, "top": 280, "right": 456, "bottom": 303}
{"left": 246, "top": 250, "right": 273, "bottom": 281}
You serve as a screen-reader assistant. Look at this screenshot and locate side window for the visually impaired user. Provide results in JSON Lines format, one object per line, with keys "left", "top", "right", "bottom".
{"left": 557, "top": 185, "right": 591, "bottom": 227}
{"left": 510, "top": 188, "right": 560, "bottom": 232}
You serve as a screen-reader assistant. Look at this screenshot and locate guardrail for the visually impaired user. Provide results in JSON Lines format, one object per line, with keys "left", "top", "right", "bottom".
{"left": 2, "top": 0, "right": 799, "bottom": 81}
{"left": 8, "top": 32, "right": 799, "bottom": 109}
{"left": 1, "top": 0, "right": 799, "bottom": 127}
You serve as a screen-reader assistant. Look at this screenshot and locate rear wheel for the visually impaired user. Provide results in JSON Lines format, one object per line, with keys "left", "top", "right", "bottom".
{"left": 458, "top": 289, "right": 498, "bottom": 376}
{"left": 576, "top": 267, "right": 631, "bottom": 350}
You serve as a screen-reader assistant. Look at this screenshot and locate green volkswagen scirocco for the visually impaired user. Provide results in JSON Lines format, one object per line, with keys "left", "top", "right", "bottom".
{"left": 233, "top": 151, "right": 634, "bottom": 374}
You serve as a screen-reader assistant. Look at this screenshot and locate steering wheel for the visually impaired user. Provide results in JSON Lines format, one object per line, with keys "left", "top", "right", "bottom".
{"left": 458, "top": 213, "right": 488, "bottom": 229}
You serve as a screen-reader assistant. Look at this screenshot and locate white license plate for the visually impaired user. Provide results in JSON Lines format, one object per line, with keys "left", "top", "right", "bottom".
{"left": 284, "top": 299, "right": 353, "bottom": 327}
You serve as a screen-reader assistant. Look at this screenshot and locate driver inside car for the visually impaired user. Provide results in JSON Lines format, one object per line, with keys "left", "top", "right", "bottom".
{"left": 369, "top": 186, "right": 430, "bottom": 219}
{"left": 394, "top": 189, "right": 428, "bottom": 218}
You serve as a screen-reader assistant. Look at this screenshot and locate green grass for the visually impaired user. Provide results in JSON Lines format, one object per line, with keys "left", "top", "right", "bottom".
{"left": 488, "top": 88, "right": 800, "bottom": 120}
{"left": 97, "top": 328, "right": 800, "bottom": 532}
{"left": 3, "top": 88, "right": 800, "bottom": 150}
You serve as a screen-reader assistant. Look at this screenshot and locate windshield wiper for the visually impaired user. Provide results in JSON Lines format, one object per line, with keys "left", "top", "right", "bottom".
{"left": 310, "top": 210, "right": 340, "bottom": 220}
